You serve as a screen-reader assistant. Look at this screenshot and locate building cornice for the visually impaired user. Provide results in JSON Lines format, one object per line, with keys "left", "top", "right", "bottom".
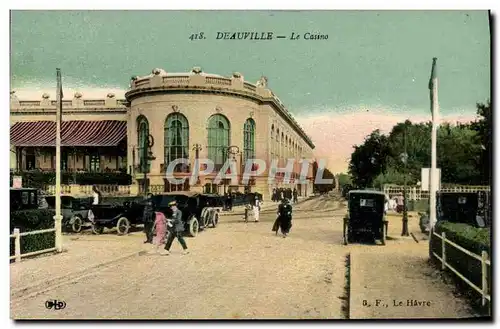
{"left": 125, "top": 67, "right": 315, "bottom": 149}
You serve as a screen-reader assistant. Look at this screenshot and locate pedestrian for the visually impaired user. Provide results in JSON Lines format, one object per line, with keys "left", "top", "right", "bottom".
{"left": 92, "top": 185, "right": 102, "bottom": 205}
{"left": 253, "top": 194, "right": 260, "bottom": 222}
{"left": 277, "top": 198, "right": 293, "bottom": 238}
{"left": 152, "top": 207, "right": 169, "bottom": 253}
{"left": 142, "top": 193, "right": 155, "bottom": 244}
{"left": 162, "top": 201, "right": 189, "bottom": 255}
{"left": 293, "top": 188, "right": 298, "bottom": 204}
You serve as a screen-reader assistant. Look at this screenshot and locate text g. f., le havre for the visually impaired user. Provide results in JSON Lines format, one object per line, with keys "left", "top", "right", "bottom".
{"left": 215, "top": 32, "right": 329, "bottom": 40}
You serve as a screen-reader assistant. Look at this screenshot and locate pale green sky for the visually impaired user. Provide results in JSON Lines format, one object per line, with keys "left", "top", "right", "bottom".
{"left": 10, "top": 10, "right": 490, "bottom": 117}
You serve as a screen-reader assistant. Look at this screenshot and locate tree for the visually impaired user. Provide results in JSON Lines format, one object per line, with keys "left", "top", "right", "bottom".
{"left": 337, "top": 173, "right": 352, "bottom": 189}
{"left": 348, "top": 130, "right": 390, "bottom": 188}
{"left": 470, "top": 100, "right": 492, "bottom": 185}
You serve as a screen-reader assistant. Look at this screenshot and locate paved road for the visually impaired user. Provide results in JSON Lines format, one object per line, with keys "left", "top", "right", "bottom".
{"left": 11, "top": 196, "right": 349, "bottom": 319}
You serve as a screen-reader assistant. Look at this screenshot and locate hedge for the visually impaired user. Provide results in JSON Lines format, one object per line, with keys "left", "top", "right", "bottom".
{"left": 10, "top": 171, "right": 132, "bottom": 188}
{"left": 430, "top": 221, "right": 491, "bottom": 308}
{"left": 10, "top": 209, "right": 56, "bottom": 260}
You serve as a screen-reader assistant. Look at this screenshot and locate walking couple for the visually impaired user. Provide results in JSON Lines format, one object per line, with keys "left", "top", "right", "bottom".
{"left": 143, "top": 194, "right": 189, "bottom": 255}
{"left": 272, "top": 198, "right": 293, "bottom": 238}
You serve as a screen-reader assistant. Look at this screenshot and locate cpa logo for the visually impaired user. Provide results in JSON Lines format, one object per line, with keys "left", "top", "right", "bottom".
{"left": 45, "top": 300, "right": 66, "bottom": 310}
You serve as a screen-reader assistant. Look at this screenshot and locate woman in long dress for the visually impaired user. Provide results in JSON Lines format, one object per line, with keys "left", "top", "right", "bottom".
{"left": 153, "top": 211, "right": 169, "bottom": 251}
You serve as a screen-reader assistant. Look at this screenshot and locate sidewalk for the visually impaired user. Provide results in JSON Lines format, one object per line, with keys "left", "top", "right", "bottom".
{"left": 348, "top": 212, "right": 475, "bottom": 319}
{"left": 349, "top": 244, "right": 474, "bottom": 319}
{"left": 10, "top": 233, "right": 147, "bottom": 300}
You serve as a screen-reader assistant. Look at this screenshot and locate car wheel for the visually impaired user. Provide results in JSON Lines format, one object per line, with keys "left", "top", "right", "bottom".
{"left": 71, "top": 215, "right": 83, "bottom": 233}
{"left": 189, "top": 217, "right": 199, "bottom": 237}
{"left": 212, "top": 212, "right": 219, "bottom": 228}
{"left": 201, "top": 208, "right": 209, "bottom": 227}
{"left": 381, "top": 223, "right": 386, "bottom": 246}
{"left": 116, "top": 217, "right": 130, "bottom": 236}
{"left": 92, "top": 223, "right": 104, "bottom": 235}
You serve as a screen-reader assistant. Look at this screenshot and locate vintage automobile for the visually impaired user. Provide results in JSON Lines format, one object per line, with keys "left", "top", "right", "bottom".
{"left": 343, "top": 190, "right": 388, "bottom": 245}
{"left": 10, "top": 188, "right": 39, "bottom": 211}
{"left": 436, "top": 191, "right": 489, "bottom": 228}
{"left": 90, "top": 196, "right": 145, "bottom": 235}
{"left": 44, "top": 196, "right": 93, "bottom": 233}
{"left": 152, "top": 192, "right": 223, "bottom": 237}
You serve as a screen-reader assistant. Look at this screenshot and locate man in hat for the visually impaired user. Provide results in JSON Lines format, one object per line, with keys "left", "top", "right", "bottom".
{"left": 161, "top": 200, "right": 189, "bottom": 255}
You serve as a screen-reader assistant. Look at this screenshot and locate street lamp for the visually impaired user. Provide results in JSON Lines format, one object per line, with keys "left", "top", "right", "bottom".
{"left": 399, "top": 126, "right": 409, "bottom": 237}
{"left": 218, "top": 145, "right": 240, "bottom": 194}
{"left": 192, "top": 144, "right": 203, "bottom": 186}
{"left": 141, "top": 134, "right": 155, "bottom": 195}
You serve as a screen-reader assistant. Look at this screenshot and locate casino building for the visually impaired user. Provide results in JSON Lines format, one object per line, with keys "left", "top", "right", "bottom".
{"left": 10, "top": 67, "right": 315, "bottom": 198}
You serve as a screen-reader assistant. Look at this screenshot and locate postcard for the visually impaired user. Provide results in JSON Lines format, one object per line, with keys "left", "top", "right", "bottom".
{"left": 9, "top": 9, "right": 491, "bottom": 320}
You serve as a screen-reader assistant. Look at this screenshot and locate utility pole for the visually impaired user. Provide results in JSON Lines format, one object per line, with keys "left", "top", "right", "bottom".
{"left": 401, "top": 125, "right": 409, "bottom": 236}
{"left": 429, "top": 58, "right": 439, "bottom": 230}
{"left": 54, "top": 69, "right": 63, "bottom": 252}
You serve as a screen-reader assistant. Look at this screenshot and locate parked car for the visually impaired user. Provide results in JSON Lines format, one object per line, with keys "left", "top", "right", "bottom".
{"left": 44, "top": 196, "right": 93, "bottom": 233}
{"left": 90, "top": 196, "right": 146, "bottom": 235}
{"left": 343, "top": 190, "right": 388, "bottom": 245}
{"left": 10, "top": 188, "right": 39, "bottom": 211}
{"left": 152, "top": 192, "right": 223, "bottom": 237}
{"left": 436, "top": 191, "right": 489, "bottom": 228}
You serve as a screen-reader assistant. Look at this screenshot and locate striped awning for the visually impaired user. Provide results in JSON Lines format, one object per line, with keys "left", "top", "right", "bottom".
{"left": 10, "top": 121, "right": 127, "bottom": 147}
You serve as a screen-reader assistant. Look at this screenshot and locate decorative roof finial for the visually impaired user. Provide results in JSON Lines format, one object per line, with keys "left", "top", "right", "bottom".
{"left": 42, "top": 93, "right": 50, "bottom": 99}
{"left": 192, "top": 66, "right": 202, "bottom": 74}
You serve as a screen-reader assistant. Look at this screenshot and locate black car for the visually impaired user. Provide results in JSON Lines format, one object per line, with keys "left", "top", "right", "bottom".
{"left": 45, "top": 196, "right": 94, "bottom": 233}
{"left": 10, "top": 188, "right": 39, "bottom": 211}
{"left": 436, "top": 191, "right": 490, "bottom": 228}
{"left": 90, "top": 196, "right": 146, "bottom": 235}
{"left": 343, "top": 190, "right": 388, "bottom": 245}
{"left": 152, "top": 192, "right": 223, "bottom": 237}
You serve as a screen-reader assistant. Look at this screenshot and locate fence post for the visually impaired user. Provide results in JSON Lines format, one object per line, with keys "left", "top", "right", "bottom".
{"left": 14, "top": 228, "right": 21, "bottom": 263}
{"left": 481, "top": 251, "right": 488, "bottom": 307}
{"left": 441, "top": 232, "right": 446, "bottom": 270}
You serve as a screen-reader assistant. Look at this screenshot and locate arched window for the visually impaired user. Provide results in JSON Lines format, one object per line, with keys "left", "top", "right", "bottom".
{"left": 243, "top": 118, "right": 256, "bottom": 163}
{"left": 276, "top": 129, "right": 280, "bottom": 159}
{"left": 281, "top": 132, "right": 284, "bottom": 159}
{"left": 207, "top": 114, "right": 230, "bottom": 169}
{"left": 270, "top": 124, "right": 275, "bottom": 157}
{"left": 164, "top": 113, "right": 189, "bottom": 172}
{"left": 136, "top": 115, "right": 150, "bottom": 173}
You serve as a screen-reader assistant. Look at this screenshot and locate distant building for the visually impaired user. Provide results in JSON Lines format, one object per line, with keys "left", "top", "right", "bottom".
{"left": 10, "top": 67, "right": 315, "bottom": 198}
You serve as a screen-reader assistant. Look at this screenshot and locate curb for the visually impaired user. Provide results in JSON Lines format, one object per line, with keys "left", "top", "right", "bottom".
{"left": 11, "top": 250, "right": 146, "bottom": 301}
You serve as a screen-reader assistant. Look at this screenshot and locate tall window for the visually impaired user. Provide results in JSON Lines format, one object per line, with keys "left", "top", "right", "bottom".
{"left": 280, "top": 132, "right": 284, "bottom": 160}
{"left": 276, "top": 129, "right": 280, "bottom": 159}
{"left": 207, "top": 114, "right": 230, "bottom": 169}
{"left": 164, "top": 113, "right": 189, "bottom": 172}
{"left": 90, "top": 154, "right": 100, "bottom": 172}
{"left": 270, "top": 124, "right": 275, "bottom": 158}
{"left": 243, "top": 118, "right": 255, "bottom": 163}
{"left": 137, "top": 115, "right": 150, "bottom": 173}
